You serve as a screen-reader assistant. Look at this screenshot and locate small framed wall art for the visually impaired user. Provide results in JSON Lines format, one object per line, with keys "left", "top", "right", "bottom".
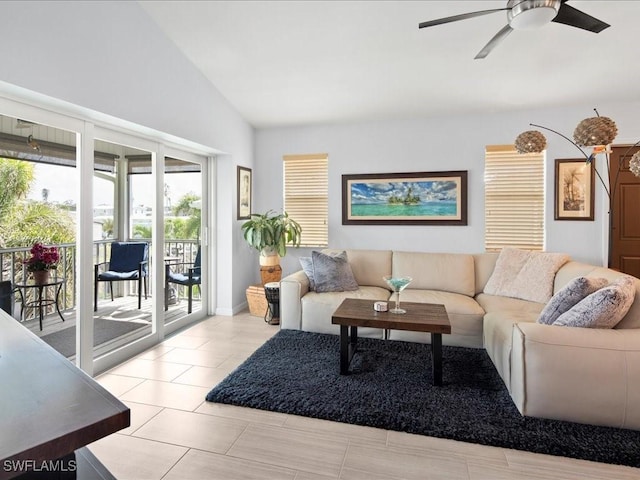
{"left": 554, "top": 158, "right": 594, "bottom": 221}
{"left": 342, "top": 170, "right": 468, "bottom": 225}
{"left": 237, "top": 166, "right": 252, "bottom": 220}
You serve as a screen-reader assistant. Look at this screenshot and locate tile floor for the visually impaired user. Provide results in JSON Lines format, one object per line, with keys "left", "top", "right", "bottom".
{"left": 89, "top": 312, "right": 640, "bottom": 480}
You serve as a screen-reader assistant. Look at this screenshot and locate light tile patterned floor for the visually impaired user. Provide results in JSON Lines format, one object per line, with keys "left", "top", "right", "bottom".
{"left": 89, "top": 312, "right": 640, "bottom": 480}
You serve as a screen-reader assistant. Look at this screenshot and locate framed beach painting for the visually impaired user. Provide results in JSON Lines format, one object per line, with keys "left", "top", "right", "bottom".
{"left": 342, "top": 171, "right": 468, "bottom": 225}
{"left": 237, "top": 166, "right": 252, "bottom": 220}
{"left": 554, "top": 159, "right": 594, "bottom": 221}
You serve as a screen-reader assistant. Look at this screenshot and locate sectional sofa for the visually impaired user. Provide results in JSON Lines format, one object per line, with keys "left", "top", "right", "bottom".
{"left": 280, "top": 248, "right": 640, "bottom": 430}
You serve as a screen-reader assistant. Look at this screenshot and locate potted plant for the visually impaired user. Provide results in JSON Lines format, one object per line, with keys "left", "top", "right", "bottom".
{"left": 24, "top": 242, "right": 59, "bottom": 284}
{"left": 241, "top": 210, "right": 302, "bottom": 282}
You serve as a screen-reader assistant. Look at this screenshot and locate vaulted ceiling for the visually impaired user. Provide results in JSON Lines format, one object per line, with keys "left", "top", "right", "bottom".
{"left": 142, "top": 1, "right": 640, "bottom": 129}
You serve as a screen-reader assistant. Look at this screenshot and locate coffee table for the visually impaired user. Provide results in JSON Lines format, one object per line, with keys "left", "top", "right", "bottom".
{"left": 331, "top": 298, "right": 451, "bottom": 386}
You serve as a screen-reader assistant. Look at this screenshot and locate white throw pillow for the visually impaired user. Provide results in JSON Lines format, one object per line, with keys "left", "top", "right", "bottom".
{"left": 553, "top": 275, "right": 637, "bottom": 329}
{"left": 537, "top": 276, "right": 609, "bottom": 325}
{"left": 483, "top": 247, "right": 570, "bottom": 304}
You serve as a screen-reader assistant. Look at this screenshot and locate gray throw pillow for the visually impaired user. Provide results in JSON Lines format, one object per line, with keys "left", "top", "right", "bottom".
{"left": 537, "top": 276, "right": 609, "bottom": 325}
{"left": 553, "top": 275, "right": 637, "bottom": 329}
{"left": 312, "top": 250, "right": 359, "bottom": 293}
{"left": 299, "top": 257, "right": 316, "bottom": 291}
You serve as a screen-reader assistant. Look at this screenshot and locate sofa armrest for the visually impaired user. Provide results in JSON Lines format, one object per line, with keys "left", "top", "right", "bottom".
{"left": 280, "top": 270, "right": 310, "bottom": 330}
{"left": 510, "top": 322, "right": 640, "bottom": 429}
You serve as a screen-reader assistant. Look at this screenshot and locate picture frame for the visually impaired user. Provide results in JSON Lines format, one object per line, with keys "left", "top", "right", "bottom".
{"left": 237, "top": 166, "right": 252, "bottom": 220}
{"left": 342, "top": 170, "right": 468, "bottom": 225}
{"left": 554, "top": 158, "right": 594, "bottom": 221}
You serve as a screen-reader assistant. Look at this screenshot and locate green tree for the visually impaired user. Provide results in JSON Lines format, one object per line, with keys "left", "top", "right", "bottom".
{"left": 2, "top": 201, "right": 76, "bottom": 247}
{"left": 165, "top": 217, "right": 186, "bottom": 239}
{"left": 133, "top": 224, "right": 152, "bottom": 239}
{"left": 170, "top": 193, "right": 201, "bottom": 240}
{"left": 0, "top": 159, "right": 34, "bottom": 221}
{"left": 0, "top": 159, "right": 75, "bottom": 248}
{"left": 101, "top": 218, "right": 114, "bottom": 238}
{"left": 172, "top": 193, "right": 200, "bottom": 216}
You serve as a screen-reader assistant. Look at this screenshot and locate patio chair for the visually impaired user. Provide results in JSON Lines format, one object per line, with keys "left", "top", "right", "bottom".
{"left": 94, "top": 241, "right": 149, "bottom": 312}
{"left": 0, "top": 280, "right": 14, "bottom": 316}
{"left": 165, "top": 247, "right": 201, "bottom": 314}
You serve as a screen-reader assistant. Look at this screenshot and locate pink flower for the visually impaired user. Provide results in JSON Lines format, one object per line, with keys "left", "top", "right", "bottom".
{"left": 25, "top": 242, "right": 59, "bottom": 272}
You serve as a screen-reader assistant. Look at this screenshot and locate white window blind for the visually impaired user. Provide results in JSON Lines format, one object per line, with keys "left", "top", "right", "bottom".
{"left": 283, "top": 153, "right": 328, "bottom": 247}
{"left": 485, "top": 145, "right": 544, "bottom": 252}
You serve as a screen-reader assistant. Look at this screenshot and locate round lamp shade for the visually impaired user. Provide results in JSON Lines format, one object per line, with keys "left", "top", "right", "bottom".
{"left": 509, "top": 6, "right": 559, "bottom": 30}
{"left": 630, "top": 151, "right": 640, "bottom": 178}
{"left": 573, "top": 116, "right": 618, "bottom": 147}
{"left": 515, "top": 130, "right": 547, "bottom": 153}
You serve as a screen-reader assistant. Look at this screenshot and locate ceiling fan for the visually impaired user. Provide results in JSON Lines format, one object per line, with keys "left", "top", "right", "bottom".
{"left": 418, "top": 0, "right": 610, "bottom": 59}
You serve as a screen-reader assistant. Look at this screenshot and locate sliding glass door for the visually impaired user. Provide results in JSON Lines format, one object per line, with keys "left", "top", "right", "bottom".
{"left": 162, "top": 153, "right": 206, "bottom": 333}
{"left": 92, "top": 139, "right": 155, "bottom": 360}
{"left": 0, "top": 96, "right": 212, "bottom": 375}
{"left": 0, "top": 113, "right": 78, "bottom": 358}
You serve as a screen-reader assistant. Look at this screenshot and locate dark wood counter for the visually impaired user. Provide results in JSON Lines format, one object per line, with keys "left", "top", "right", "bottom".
{"left": 0, "top": 311, "right": 129, "bottom": 479}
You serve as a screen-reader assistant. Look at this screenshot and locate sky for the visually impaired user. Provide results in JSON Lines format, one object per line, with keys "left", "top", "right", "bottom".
{"left": 28, "top": 163, "right": 201, "bottom": 207}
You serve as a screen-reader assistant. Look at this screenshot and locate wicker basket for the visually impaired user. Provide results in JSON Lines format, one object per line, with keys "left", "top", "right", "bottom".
{"left": 260, "top": 265, "right": 282, "bottom": 285}
{"left": 246, "top": 284, "right": 268, "bottom": 317}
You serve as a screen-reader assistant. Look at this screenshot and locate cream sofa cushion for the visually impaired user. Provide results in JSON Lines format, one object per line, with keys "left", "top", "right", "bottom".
{"left": 475, "top": 293, "right": 544, "bottom": 316}
{"left": 483, "top": 310, "right": 538, "bottom": 390}
{"left": 392, "top": 251, "right": 475, "bottom": 297}
{"left": 300, "top": 286, "right": 389, "bottom": 337}
{"left": 401, "top": 289, "right": 485, "bottom": 344}
{"left": 473, "top": 252, "right": 499, "bottom": 295}
{"left": 511, "top": 323, "right": 640, "bottom": 428}
{"left": 322, "top": 249, "right": 392, "bottom": 290}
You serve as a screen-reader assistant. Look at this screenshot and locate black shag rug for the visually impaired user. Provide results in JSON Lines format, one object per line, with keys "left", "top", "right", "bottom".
{"left": 206, "top": 329, "right": 640, "bottom": 468}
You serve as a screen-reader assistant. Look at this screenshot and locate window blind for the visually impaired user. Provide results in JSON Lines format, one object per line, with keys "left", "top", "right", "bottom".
{"left": 485, "top": 145, "right": 544, "bottom": 252}
{"left": 283, "top": 153, "right": 328, "bottom": 247}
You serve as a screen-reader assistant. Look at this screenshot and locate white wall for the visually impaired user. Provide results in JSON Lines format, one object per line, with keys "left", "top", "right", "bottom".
{"left": 1, "top": 2, "right": 638, "bottom": 310}
{"left": 255, "top": 101, "right": 640, "bottom": 276}
{"left": 0, "top": 1, "right": 255, "bottom": 313}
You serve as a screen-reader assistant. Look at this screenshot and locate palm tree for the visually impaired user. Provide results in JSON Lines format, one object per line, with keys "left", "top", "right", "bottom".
{"left": 133, "top": 225, "right": 152, "bottom": 239}
{"left": 101, "top": 218, "right": 115, "bottom": 238}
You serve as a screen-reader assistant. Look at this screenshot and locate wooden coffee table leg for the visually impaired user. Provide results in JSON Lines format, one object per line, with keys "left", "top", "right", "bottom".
{"left": 431, "top": 332, "right": 443, "bottom": 386}
{"left": 340, "top": 325, "right": 358, "bottom": 374}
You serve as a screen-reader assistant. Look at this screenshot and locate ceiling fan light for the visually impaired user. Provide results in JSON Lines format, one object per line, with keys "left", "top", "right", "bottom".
{"left": 573, "top": 116, "right": 618, "bottom": 146}
{"left": 515, "top": 130, "right": 547, "bottom": 153}
{"left": 509, "top": 7, "right": 556, "bottom": 29}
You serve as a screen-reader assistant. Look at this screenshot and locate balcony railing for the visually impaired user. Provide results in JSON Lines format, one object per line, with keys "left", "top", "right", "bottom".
{"left": 0, "top": 240, "right": 199, "bottom": 321}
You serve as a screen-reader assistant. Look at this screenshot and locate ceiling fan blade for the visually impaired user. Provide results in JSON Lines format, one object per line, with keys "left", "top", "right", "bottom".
{"left": 419, "top": 8, "right": 508, "bottom": 29}
{"left": 552, "top": 2, "right": 610, "bottom": 33}
{"left": 475, "top": 24, "right": 514, "bottom": 59}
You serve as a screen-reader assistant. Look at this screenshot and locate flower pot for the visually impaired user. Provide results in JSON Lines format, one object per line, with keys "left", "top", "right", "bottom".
{"left": 32, "top": 270, "right": 50, "bottom": 285}
{"left": 259, "top": 247, "right": 280, "bottom": 267}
